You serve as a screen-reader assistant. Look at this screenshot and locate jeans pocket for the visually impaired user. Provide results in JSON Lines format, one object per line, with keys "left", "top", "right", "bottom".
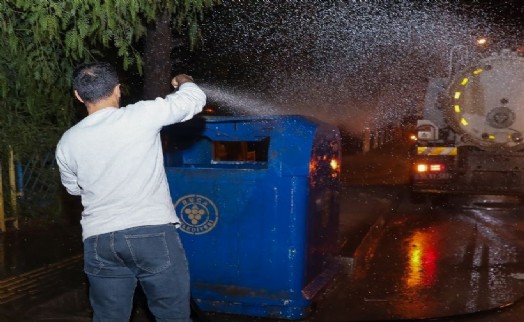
{"left": 125, "top": 232, "right": 171, "bottom": 274}
{"left": 84, "top": 235, "right": 103, "bottom": 275}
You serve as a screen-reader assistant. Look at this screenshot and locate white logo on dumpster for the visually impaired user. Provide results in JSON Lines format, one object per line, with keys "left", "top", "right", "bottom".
{"left": 174, "top": 194, "right": 218, "bottom": 235}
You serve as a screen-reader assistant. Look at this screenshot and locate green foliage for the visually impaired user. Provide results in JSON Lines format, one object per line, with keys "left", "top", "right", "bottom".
{"left": 0, "top": 0, "right": 219, "bottom": 158}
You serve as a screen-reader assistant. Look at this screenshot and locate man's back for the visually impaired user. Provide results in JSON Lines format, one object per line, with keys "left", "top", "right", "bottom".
{"left": 56, "top": 83, "right": 206, "bottom": 240}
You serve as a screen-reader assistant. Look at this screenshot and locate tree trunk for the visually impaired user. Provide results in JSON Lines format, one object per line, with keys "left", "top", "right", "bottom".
{"left": 143, "top": 11, "right": 175, "bottom": 100}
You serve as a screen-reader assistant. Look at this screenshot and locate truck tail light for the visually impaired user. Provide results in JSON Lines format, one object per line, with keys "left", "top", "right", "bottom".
{"left": 416, "top": 163, "right": 445, "bottom": 173}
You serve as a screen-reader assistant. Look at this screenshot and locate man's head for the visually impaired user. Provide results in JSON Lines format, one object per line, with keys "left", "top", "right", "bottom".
{"left": 72, "top": 62, "right": 119, "bottom": 105}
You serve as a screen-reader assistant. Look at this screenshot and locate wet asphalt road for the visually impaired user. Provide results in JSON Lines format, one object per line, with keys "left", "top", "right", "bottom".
{"left": 312, "top": 191, "right": 524, "bottom": 322}
{"left": 4, "top": 142, "right": 524, "bottom": 321}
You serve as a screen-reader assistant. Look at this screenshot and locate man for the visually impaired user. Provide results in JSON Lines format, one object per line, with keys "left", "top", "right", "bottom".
{"left": 56, "top": 62, "right": 206, "bottom": 321}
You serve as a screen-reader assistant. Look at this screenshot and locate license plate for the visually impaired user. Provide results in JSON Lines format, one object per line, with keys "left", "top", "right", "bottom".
{"left": 415, "top": 173, "right": 451, "bottom": 180}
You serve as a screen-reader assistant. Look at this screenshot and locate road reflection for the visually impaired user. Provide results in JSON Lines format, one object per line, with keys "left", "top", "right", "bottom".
{"left": 404, "top": 230, "right": 438, "bottom": 289}
{"left": 347, "top": 197, "right": 524, "bottom": 320}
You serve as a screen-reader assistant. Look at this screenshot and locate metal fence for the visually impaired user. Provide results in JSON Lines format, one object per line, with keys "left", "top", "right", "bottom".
{"left": 0, "top": 150, "right": 62, "bottom": 231}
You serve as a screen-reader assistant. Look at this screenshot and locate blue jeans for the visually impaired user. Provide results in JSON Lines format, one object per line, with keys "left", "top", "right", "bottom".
{"left": 83, "top": 224, "right": 190, "bottom": 322}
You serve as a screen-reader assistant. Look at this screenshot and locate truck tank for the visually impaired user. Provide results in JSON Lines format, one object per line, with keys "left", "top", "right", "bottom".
{"left": 446, "top": 49, "right": 524, "bottom": 151}
{"left": 412, "top": 49, "right": 524, "bottom": 196}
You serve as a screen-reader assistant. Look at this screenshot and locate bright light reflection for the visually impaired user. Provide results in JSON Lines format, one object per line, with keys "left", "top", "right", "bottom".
{"left": 405, "top": 231, "right": 438, "bottom": 288}
{"left": 330, "top": 159, "right": 339, "bottom": 171}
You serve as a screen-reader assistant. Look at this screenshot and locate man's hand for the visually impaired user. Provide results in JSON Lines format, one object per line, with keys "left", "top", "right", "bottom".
{"left": 171, "top": 74, "right": 194, "bottom": 89}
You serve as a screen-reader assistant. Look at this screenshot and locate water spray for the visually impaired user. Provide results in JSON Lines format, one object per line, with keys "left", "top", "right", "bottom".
{"left": 194, "top": 1, "right": 520, "bottom": 133}
{"left": 199, "top": 83, "right": 283, "bottom": 116}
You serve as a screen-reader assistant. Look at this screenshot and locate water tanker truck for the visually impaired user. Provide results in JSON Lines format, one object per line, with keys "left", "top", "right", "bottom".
{"left": 411, "top": 49, "right": 524, "bottom": 196}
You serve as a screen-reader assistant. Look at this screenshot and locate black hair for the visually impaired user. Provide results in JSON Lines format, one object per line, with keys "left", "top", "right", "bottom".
{"left": 72, "top": 62, "right": 119, "bottom": 104}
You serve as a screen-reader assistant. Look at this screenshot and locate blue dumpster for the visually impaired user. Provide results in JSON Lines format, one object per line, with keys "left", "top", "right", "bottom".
{"left": 163, "top": 115, "right": 341, "bottom": 320}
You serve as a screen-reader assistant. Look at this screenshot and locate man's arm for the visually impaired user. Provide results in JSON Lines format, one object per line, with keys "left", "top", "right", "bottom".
{"left": 163, "top": 81, "right": 207, "bottom": 124}
{"left": 125, "top": 74, "right": 206, "bottom": 127}
{"left": 55, "top": 146, "right": 82, "bottom": 196}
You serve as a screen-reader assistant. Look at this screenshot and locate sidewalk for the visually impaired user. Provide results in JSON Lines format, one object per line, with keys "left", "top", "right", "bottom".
{"left": 0, "top": 221, "right": 82, "bottom": 279}
{"left": 0, "top": 215, "right": 84, "bottom": 318}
